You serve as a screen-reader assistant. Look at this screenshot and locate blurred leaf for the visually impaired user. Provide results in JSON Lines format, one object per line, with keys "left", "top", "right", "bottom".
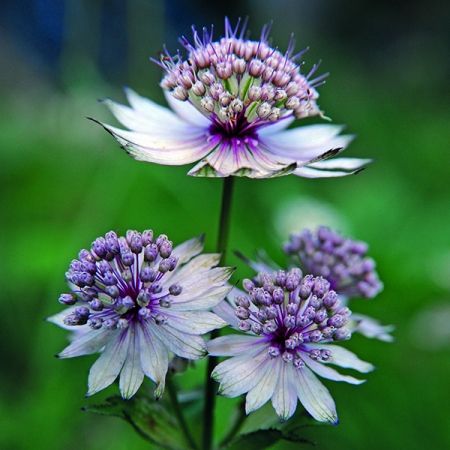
{"left": 83, "top": 395, "right": 188, "bottom": 450}
{"left": 225, "top": 428, "right": 314, "bottom": 450}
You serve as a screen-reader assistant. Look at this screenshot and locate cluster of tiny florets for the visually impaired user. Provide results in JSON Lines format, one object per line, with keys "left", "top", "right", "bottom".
{"left": 158, "top": 19, "right": 324, "bottom": 132}
{"left": 61, "top": 230, "right": 182, "bottom": 330}
{"left": 235, "top": 269, "right": 351, "bottom": 367}
{"left": 284, "top": 227, "right": 382, "bottom": 299}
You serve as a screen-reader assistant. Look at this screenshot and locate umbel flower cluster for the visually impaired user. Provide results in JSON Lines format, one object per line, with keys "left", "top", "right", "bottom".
{"left": 210, "top": 270, "right": 373, "bottom": 421}
{"left": 50, "top": 231, "right": 231, "bottom": 398}
{"left": 94, "top": 18, "right": 370, "bottom": 178}
{"left": 50, "top": 17, "right": 387, "bottom": 445}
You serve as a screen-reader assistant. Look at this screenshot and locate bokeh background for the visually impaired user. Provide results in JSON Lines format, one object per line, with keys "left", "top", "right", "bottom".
{"left": 1, "top": 1, "right": 449, "bottom": 449}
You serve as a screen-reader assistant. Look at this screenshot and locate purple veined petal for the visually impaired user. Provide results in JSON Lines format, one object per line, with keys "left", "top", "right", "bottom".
{"left": 351, "top": 313, "right": 394, "bottom": 342}
{"left": 138, "top": 322, "right": 169, "bottom": 398}
{"left": 293, "top": 166, "right": 360, "bottom": 178}
{"left": 263, "top": 134, "right": 353, "bottom": 162}
{"left": 171, "top": 267, "right": 234, "bottom": 296}
{"left": 151, "top": 323, "right": 207, "bottom": 359}
{"left": 92, "top": 120, "right": 213, "bottom": 165}
{"left": 87, "top": 329, "right": 131, "bottom": 396}
{"left": 170, "top": 235, "right": 205, "bottom": 266}
{"left": 119, "top": 325, "right": 145, "bottom": 399}
{"left": 309, "top": 157, "right": 372, "bottom": 171}
{"left": 171, "top": 285, "right": 233, "bottom": 311}
{"left": 208, "top": 334, "right": 266, "bottom": 356}
{"left": 307, "top": 344, "right": 375, "bottom": 373}
{"left": 214, "top": 349, "right": 270, "bottom": 397}
{"left": 263, "top": 124, "right": 345, "bottom": 148}
{"left": 212, "top": 296, "right": 240, "bottom": 329}
{"left": 245, "top": 358, "right": 281, "bottom": 414}
{"left": 58, "top": 328, "right": 113, "bottom": 358}
{"left": 164, "top": 311, "right": 226, "bottom": 335}
{"left": 304, "top": 358, "right": 365, "bottom": 385}
{"left": 258, "top": 115, "right": 295, "bottom": 136}
{"left": 164, "top": 90, "right": 211, "bottom": 128}
{"left": 294, "top": 366, "right": 338, "bottom": 424}
{"left": 271, "top": 362, "right": 298, "bottom": 420}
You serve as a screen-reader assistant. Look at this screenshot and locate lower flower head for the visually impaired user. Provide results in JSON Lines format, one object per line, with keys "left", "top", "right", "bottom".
{"left": 209, "top": 269, "right": 374, "bottom": 422}
{"left": 284, "top": 226, "right": 382, "bottom": 298}
{"left": 50, "top": 231, "right": 232, "bottom": 399}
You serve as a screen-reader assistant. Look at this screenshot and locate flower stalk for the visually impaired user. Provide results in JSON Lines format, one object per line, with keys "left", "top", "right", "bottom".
{"left": 203, "top": 177, "right": 235, "bottom": 450}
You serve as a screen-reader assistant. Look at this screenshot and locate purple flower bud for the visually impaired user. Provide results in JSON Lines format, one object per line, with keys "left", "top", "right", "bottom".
{"left": 59, "top": 293, "right": 77, "bottom": 305}
{"left": 169, "top": 284, "right": 182, "bottom": 296}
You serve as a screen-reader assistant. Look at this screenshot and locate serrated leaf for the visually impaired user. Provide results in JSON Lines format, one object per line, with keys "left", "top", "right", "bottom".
{"left": 83, "top": 395, "right": 189, "bottom": 450}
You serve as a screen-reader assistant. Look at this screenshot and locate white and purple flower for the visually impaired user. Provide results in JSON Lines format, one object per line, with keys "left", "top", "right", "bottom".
{"left": 209, "top": 270, "right": 373, "bottom": 422}
{"left": 93, "top": 19, "right": 370, "bottom": 178}
{"left": 49, "top": 230, "right": 232, "bottom": 399}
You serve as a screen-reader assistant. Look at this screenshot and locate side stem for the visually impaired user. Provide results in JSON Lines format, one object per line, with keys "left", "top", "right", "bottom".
{"left": 167, "top": 376, "right": 198, "bottom": 449}
{"left": 202, "top": 177, "right": 235, "bottom": 450}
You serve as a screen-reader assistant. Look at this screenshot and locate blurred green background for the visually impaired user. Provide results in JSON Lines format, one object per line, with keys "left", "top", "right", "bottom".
{"left": 1, "top": 1, "right": 449, "bottom": 449}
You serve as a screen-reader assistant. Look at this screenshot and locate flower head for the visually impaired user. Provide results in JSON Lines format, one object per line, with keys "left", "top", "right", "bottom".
{"left": 209, "top": 269, "right": 373, "bottom": 422}
{"left": 284, "top": 226, "right": 383, "bottom": 299}
{"left": 49, "top": 231, "right": 232, "bottom": 399}
{"left": 94, "top": 18, "right": 370, "bottom": 178}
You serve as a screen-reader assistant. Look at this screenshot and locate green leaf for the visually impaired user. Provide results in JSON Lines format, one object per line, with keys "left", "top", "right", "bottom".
{"left": 83, "top": 395, "right": 189, "bottom": 450}
{"left": 225, "top": 428, "right": 314, "bottom": 450}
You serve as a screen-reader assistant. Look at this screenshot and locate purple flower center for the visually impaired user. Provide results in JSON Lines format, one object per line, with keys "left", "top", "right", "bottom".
{"left": 156, "top": 18, "right": 325, "bottom": 132}
{"left": 236, "top": 270, "right": 351, "bottom": 367}
{"left": 60, "top": 230, "right": 182, "bottom": 330}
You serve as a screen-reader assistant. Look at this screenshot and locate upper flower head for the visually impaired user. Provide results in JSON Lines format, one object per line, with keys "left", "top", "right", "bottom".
{"left": 284, "top": 226, "right": 383, "bottom": 298}
{"left": 49, "top": 231, "right": 232, "bottom": 399}
{"left": 94, "top": 18, "right": 371, "bottom": 178}
{"left": 209, "top": 269, "right": 374, "bottom": 422}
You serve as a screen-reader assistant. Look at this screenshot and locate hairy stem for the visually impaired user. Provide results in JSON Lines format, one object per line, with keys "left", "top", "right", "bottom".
{"left": 202, "top": 177, "right": 235, "bottom": 450}
{"left": 167, "top": 376, "right": 198, "bottom": 449}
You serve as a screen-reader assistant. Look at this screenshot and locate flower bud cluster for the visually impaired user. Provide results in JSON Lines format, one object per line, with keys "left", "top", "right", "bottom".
{"left": 61, "top": 230, "right": 182, "bottom": 330}
{"left": 235, "top": 269, "right": 352, "bottom": 367}
{"left": 284, "top": 226, "right": 382, "bottom": 299}
{"left": 158, "top": 20, "right": 323, "bottom": 132}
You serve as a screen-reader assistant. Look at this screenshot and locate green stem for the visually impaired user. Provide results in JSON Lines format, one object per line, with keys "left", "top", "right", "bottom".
{"left": 167, "top": 376, "right": 198, "bottom": 449}
{"left": 202, "top": 177, "right": 235, "bottom": 450}
{"left": 219, "top": 400, "right": 246, "bottom": 448}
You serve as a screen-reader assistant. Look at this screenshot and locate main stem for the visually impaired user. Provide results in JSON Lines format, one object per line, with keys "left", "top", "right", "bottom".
{"left": 202, "top": 177, "right": 235, "bottom": 450}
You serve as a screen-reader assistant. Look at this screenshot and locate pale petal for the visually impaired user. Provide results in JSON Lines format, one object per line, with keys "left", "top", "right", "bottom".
{"left": 171, "top": 235, "right": 205, "bottom": 266}
{"left": 293, "top": 166, "right": 361, "bottom": 178}
{"left": 214, "top": 349, "right": 270, "bottom": 397}
{"left": 212, "top": 297, "right": 240, "bottom": 328}
{"left": 351, "top": 313, "right": 395, "bottom": 343}
{"left": 295, "top": 366, "right": 338, "bottom": 424}
{"left": 271, "top": 362, "right": 298, "bottom": 420}
{"left": 167, "top": 254, "right": 221, "bottom": 285}
{"left": 208, "top": 335, "right": 266, "bottom": 356}
{"left": 164, "top": 311, "right": 226, "bottom": 334}
{"left": 87, "top": 330, "right": 130, "bottom": 396}
{"left": 152, "top": 324, "right": 206, "bottom": 359}
{"left": 308, "top": 344, "right": 375, "bottom": 373}
{"left": 58, "top": 328, "right": 113, "bottom": 358}
{"left": 171, "top": 285, "right": 233, "bottom": 311}
{"left": 309, "top": 157, "right": 372, "bottom": 171}
{"left": 164, "top": 90, "right": 210, "bottom": 128}
{"left": 119, "top": 326, "right": 145, "bottom": 399}
{"left": 139, "top": 323, "right": 169, "bottom": 398}
{"left": 304, "top": 358, "right": 365, "bottom": 385}
{"left": 263, "top": 124, "right": 344, "bottom": 147}
{"left": 246, "top": 358, "right": 280, "bottom": 413}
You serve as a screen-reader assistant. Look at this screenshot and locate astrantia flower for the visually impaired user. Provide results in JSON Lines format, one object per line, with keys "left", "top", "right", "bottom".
{"left": 284, "top": 226, "right": 383, "bottom": 299}
{"left": 94, "top": 18, "right": 370, "bottom": 178}
{"left": 209, "top": 270, "right": 373, "bottom": 422}
{"left": 49, "top": 231, "right": 231, "bottom": 399}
